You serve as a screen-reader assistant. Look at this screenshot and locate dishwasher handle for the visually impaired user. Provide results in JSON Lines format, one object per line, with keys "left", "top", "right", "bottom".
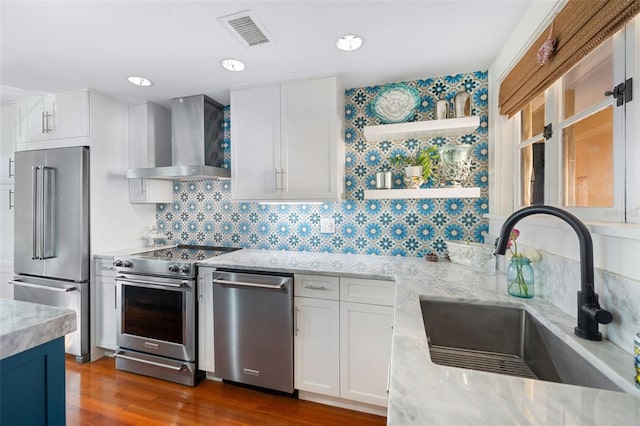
{"left": 212, "top": 278, "right": 284, "bottom": 290}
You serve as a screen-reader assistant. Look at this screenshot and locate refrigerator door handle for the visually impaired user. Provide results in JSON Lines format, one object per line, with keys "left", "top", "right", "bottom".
{"left": 42, "top": 166, "right": 56, "bottom": 259}
{"left": 32, "top": 166, "right": 40, "bottom": 259}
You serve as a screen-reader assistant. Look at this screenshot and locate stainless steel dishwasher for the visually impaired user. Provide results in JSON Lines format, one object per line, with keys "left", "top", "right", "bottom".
{"left": 212, "top": 269, "right": 294, "bottom": 393}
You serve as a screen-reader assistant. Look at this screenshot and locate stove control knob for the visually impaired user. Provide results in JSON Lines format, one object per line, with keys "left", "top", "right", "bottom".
{"left": 180, "top": 265, "right": 191, "bottom": 274}
{"left": 122, "top": 260, "right": 133, "bottom": 268}
{"left": 113, "top": 260, "right": 123, "bottom": 267}
{"left": 168, "top": 264, "right": 180, "bottom": 273}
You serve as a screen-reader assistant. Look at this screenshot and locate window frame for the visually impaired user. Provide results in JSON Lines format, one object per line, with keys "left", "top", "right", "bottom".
{"left": 514, "top": 26, "right": 630, "bottom": 223}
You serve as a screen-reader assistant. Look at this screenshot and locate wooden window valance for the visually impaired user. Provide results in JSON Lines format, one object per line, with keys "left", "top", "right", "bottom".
{"left": 499, "top": 0, "right": 640, "bottom": 118}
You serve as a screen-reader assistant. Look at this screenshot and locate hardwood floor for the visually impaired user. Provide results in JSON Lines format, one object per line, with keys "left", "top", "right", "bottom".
{"left": 65, "top": 356, "right": 386, "bottom": 425}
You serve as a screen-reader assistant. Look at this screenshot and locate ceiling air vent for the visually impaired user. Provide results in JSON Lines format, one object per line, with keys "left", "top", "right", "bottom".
{"left": 218, "top": 10, "right": 272, "bottom": 48}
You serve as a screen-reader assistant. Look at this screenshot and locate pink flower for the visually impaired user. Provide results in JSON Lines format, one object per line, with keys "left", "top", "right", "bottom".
{"left": 510, "top": 229, "right": 520, "bottom": 241}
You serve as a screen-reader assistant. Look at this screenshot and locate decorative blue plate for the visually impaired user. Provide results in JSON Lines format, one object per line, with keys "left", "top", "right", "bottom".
{"left": 371, "top": 83, "right": 420, "bottom": 124}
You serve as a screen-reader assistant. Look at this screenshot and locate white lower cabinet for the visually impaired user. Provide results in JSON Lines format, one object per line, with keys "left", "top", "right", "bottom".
{"left": 294, "top": 274, "right": 395, "bottom": 410}
{"left": 198, "top": 267, "right": 215, "bottom": 373}
{"left": 339, "top": 301, "right": 394, "bottom": 406}
{"left": 294, "top": 296, "right": 340, "bottom": 396}
{"left": 95, "top": 258, "right": 117, "bottom": 350}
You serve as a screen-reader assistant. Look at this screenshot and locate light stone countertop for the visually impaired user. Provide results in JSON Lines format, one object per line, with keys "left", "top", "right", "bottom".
{"left": 0, "top": 299, "right": 76, "bottom": 360}
{"left": 198, "top": 249, "right": 640, "bottom": 425}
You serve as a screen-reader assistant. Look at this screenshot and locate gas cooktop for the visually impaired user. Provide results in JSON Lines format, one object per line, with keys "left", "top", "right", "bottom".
{"left": 134, "top": 245, "right": 241, "bottom": 262}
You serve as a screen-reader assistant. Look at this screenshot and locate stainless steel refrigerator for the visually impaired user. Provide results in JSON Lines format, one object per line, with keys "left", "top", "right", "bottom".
{"left": 12, "top": 146, "right": 90, "bottom": 362}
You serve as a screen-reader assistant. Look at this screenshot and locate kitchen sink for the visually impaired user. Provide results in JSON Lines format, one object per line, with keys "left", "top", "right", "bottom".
{"left": 420, "top": 296, "right": 622, "bottom": 392}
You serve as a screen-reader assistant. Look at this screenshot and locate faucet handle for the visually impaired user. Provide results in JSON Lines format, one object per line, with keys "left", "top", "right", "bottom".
{"left": 581, "top": 304, "right": 613, "bottom": 325}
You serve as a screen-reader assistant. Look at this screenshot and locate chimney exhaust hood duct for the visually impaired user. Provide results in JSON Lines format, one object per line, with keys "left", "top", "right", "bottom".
{"left": 127, "top": 94, "right": 230, "bottom": 181}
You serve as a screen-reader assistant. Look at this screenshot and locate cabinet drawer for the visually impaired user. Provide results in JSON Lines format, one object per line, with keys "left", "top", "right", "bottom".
{"left": 340, "top": 277, "right": 395, "bottom": 306}
{"left": 294, "top": 274, "right": 339, "bottom": 300}
{"left": 95, "top": 257, "right": 116, "bottom": 277}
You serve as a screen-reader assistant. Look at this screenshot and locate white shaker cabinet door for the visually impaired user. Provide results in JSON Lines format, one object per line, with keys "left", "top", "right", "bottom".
{"left": 198, "top": 267, "right": 215, "bottom": 373}
{"left": 96, "top": 275, "right": 118, "bottom": 350}
{"left": 294, "top": 296, "right": 340, "bottom": 396}
{"left": 231, "top": 84, "right": 281, "bottom": 200}
{"left": 339, "top": 301, "right": 393, "bottom": 407}
{"left": 281, "top": 76, "right": 342, "bottom": 200}
{"left": 1, "top": 104, "right": 16, "bottom": 185}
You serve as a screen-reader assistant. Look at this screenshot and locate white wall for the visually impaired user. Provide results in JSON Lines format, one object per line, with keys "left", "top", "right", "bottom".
{"left": 487, "top": 1, "right": 640, "bottom": 354}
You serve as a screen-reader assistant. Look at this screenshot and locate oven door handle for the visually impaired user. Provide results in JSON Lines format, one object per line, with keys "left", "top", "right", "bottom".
{"left": 116, "top": 277, "right": 187, "bottom": 288}
{"left": 212, "top": 279, "right": 284, "bottom": 290}
{"left": 9, "top": 280, "right": 77, "bottom": 293}
{"left": 114, "top": 352, "right": 185, "bottom": 371}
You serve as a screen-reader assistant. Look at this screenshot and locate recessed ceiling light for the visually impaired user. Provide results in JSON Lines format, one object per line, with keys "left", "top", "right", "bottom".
{"left": 336, "top": 34, "right": 363, "bottom": 51}
{"left": 221, "top": 58, "right": 245, "bottom": 72}
{"left": 127, "top": 76, "right": 152, "bottom": 87}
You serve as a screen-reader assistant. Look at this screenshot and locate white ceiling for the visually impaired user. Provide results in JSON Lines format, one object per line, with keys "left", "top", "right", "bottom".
{"left": 1, "top": 0, "right": 533, "bottom": 107}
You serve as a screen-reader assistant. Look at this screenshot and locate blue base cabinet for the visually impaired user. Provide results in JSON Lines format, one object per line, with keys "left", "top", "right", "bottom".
{"left": 0, "top": 337, "right": 66, "bottom": 425}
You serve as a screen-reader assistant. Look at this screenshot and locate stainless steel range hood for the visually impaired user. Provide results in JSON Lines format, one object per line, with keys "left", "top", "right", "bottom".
{"left": 127, "top": 94, "right": 230, "bottom": 181}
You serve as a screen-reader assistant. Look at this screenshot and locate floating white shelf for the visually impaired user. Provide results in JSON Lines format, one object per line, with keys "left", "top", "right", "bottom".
{"left": 363, "top": 116, "right": 480, "bottom": 142}
{"left": 364, "top": 187, "right": 481, "bottom": 200}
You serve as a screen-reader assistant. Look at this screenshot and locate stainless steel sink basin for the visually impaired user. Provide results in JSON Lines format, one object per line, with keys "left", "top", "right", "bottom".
{"left": 420, "top": 296, "right": 622, "bottom": 392}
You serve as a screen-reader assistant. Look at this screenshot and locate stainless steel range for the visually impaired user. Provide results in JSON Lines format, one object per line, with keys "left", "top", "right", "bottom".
{"left": 113, "top": 245, "right": 240, "bottom": 386}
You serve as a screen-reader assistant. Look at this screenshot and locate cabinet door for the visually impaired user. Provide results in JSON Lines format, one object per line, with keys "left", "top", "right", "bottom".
{"left": 340, "top": 302, "right": 393, "bottom": 406}
{"left": 50, "top": 91, "right": 90, "bottom": 140}
{"left": 128, "top": 102, "right": 172, "bottom": 203}
{"left": 198, "top": 268, "right": 215, "bottom": 373}
{"left": 281, "top": 76, "right": 342, "bottom": 200}
{"left": 0, "top": 185, "right": 14, "bottom": 265}
{"left": 294, "top": 296, "right": 340, "bottom": 396}
{"left": 96, "top": 276, "right": 118, "bottom": 350}
{"left": 231, "top": 84, "right": 281, "bottom": 200}
{"left": 17, "top": 97, "right": 46, "bottom": 142}
{"left": 1, "top": 104, "right": 16, "bottom": 185}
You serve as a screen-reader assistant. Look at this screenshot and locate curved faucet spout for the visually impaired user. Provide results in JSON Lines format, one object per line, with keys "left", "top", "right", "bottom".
{"left": 494, "top": 205, "right": 612, "bottom": 341}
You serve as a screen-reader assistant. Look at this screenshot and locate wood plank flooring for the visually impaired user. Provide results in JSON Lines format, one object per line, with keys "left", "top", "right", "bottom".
{"left": 65, "top": 356, "right": 386, "bottom": 425}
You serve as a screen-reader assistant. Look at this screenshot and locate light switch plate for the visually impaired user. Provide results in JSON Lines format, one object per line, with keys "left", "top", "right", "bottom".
{"left": 320, "top": 218, "right": 336, "bottom": 234}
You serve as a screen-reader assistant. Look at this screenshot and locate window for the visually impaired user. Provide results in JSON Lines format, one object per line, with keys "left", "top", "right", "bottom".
{"left": 516, "top": 27, "right": 632, "bottom": 222}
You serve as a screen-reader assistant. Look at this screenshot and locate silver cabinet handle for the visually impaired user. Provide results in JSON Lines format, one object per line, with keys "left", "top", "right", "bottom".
{"left": 386, "top": 363, "right": 391, "bottom": 394}
{"left": 114, "top": 352, "right": 185, "bottom": 371}
{"left": 8, "top": 190, "right": 13, "bottom": 210}
{"left": 101, "top": 266, "right": 115, "bottom": 271}
{"left": 274, "top": 168, "right": 280, "bottom": 191}
{"left": 304, "top": 285, "right": 328, "bottom": 291}
{"left": 9, "top": 280, "right": 76, "bottom": 293}
{"left": 213, "top": 278, "right": 284, "bottom": 290}
{"left": 198, "top": 275, "right": 203, "bottom": 302}
{"left": 280, "top": 168, "right": 286, "bottom": 192}
{"left": 41, "top": 111, "right": 46, "bottom": 134}
{"left": 295, "top": 306, "right": 301, "bottom": 337}
{"left": 8, "top": 158, "right": 14, "bottom": 179}
{"left": 114, "top": 285, "right": 117, "bottom": 310}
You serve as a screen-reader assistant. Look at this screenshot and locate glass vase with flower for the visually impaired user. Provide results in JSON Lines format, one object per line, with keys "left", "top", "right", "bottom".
{"left": 506, "top": 229, "right": 541, "bottom": 298}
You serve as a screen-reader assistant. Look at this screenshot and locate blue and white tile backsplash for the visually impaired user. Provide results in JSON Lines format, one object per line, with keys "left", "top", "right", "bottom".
{"left": 157, "top": 71, "right": 489, "bottom": 257}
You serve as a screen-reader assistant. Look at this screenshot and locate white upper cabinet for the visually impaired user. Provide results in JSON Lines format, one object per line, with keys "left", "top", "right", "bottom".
{"left": 1, "top": 104, "right": 16, "bottom": 185}
{"left": 231, "top": 75, "right": 345, "bottom": 201}
{"left": 16, "top": 90, "right": 89, "bottom": 148}
{"left": 231, "top": 84, "right": 281, "bottom": 200}
{"left": 128, "top": 102, "right": 173, "bottom": 203}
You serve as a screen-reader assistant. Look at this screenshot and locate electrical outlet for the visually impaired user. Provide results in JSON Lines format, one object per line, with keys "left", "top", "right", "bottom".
{"left": 320, "top": 218, "right": 336, "bottom": 234}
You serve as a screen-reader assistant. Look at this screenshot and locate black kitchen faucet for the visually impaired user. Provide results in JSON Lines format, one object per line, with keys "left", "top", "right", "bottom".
{"left": 494, "top": 205, "right": 613, "bottom": 341}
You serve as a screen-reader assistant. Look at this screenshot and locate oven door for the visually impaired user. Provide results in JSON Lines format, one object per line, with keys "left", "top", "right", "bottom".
{"left": 116, "top": 273, "right": 195, "bottom": 362}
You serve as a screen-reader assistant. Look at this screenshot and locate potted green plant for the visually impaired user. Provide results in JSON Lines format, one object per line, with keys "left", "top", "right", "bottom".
{"left": 390, "top": 146, "right": 439, "bottom": 188}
